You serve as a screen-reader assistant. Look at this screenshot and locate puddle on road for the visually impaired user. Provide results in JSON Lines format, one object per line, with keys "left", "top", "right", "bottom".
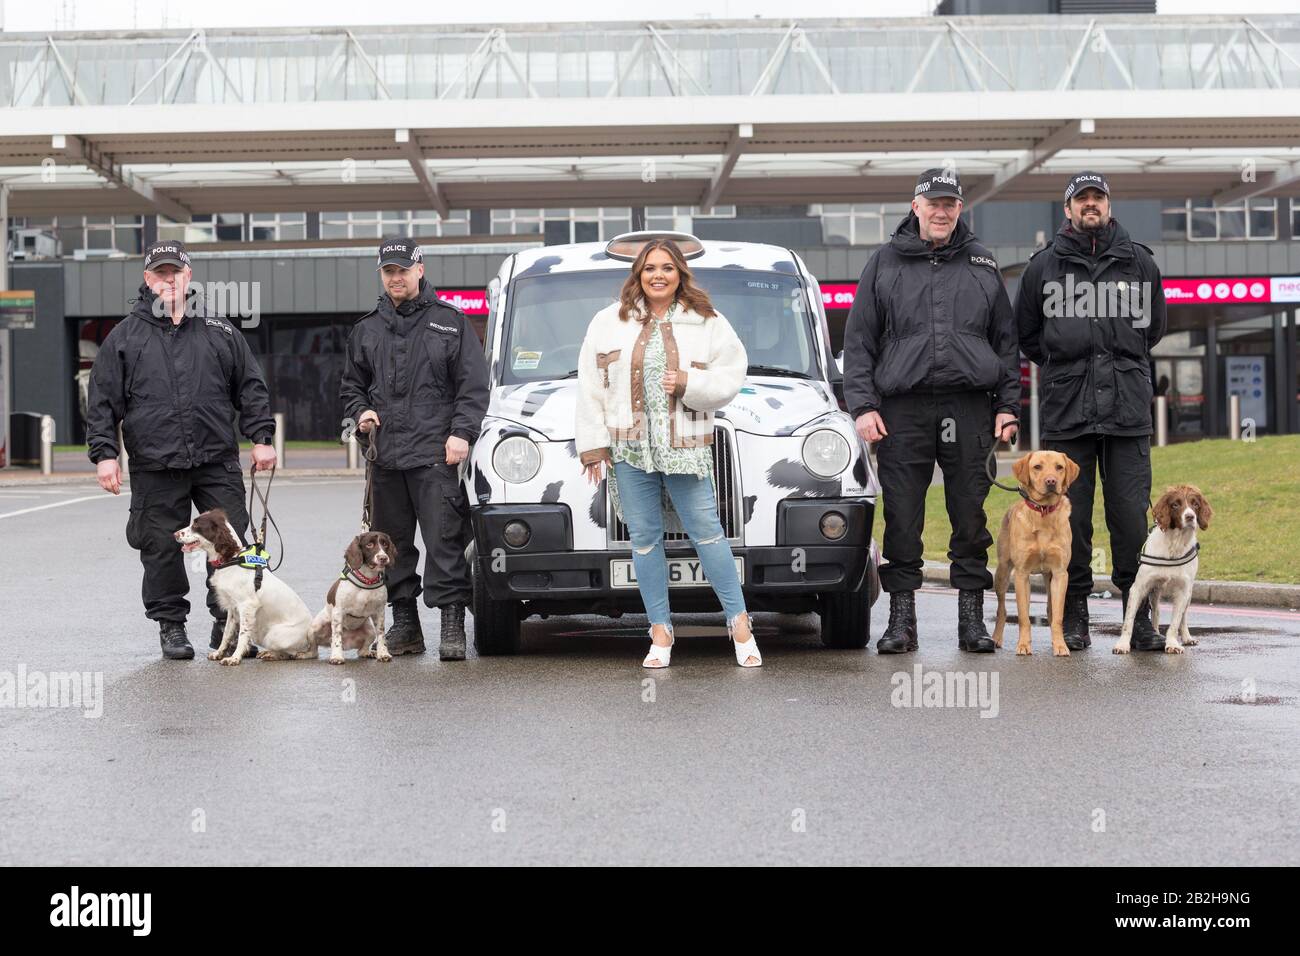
{"left": 998, "top": 616, "right": 1295, "bottom": 657}
{"left": 1088, "top": 623, "right": 1284, "bottom": 636}
{"left": 1211, "top": 695, "right": 1296, "bottom": 706}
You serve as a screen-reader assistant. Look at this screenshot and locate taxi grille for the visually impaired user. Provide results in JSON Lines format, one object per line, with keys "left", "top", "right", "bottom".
{"left": 610, "top": 426, "right": 741, "bottom": 545}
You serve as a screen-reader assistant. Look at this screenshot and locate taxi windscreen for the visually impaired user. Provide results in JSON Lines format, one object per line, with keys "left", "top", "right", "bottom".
{"left": 500, "top": 268, "right": 820, "bottom": 385}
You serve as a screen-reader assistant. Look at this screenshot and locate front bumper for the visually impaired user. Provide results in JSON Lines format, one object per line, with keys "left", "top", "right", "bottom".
{"left": 470, "top": 498, "right": 874, "bottom": 614}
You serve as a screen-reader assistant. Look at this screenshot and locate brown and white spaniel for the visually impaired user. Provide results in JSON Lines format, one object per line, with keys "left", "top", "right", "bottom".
{"left": 308, "top": 531, "right": 397, "bottom": 664}
{"left": 1115, "top": 484, "right": 1213, "bottom": 655}
{"left": 173, "top": 509, "right": 315, "bottom": 664}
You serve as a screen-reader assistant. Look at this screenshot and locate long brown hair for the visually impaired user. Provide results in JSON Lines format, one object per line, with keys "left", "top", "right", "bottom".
{"left": 617, "top": 238, "right": 717, "bottom": 322}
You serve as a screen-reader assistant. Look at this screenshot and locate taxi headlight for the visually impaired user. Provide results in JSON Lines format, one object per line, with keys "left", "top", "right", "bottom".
{"left": 801, "top": 429, "right": 850, "bottom": 479}
{"left": 493, "top": 436, "right": 541, "bottom": 484}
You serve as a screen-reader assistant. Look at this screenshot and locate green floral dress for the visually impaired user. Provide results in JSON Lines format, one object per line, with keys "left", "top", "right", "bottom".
{"left": 609, "top": 302, "right": 713, "bottom": 522}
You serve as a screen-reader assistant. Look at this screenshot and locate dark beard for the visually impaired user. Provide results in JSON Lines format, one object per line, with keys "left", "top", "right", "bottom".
{"left": 1074, "top": 214, "right": 1109, "bottom": 235}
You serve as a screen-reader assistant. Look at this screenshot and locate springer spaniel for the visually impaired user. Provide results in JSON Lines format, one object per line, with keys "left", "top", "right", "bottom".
{"left": 308, "top": 532, "right": 396, "bottom": 665}
{"left": 174, "top": 509, "right": 315, "bottom": 664}
{"left": 1114, "top": 484, "right": 1213, "bottom": 655}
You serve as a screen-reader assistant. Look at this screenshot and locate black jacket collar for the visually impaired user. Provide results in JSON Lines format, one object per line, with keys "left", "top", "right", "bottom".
{"left": 889, "top": 211, "right": 976, "bottom": 260}
{"left": 1052, "top": 217, "right": 1134, "bottom": 263}
{"left": 377, "top": 278, "right": 440, "bottom": 333}
{"left": 130, "top": 283, "right": 203, "bottom": 330}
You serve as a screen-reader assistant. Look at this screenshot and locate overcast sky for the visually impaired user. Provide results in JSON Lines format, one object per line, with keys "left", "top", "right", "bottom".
{"left": 2, "top": 0, "right": 1296, "bottom": 32}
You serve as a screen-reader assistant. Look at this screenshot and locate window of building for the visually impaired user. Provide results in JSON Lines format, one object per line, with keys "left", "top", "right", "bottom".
{"left": 1161, "top": 203, "right": 1187, "bottom": 241}
{"left": 491, "top": 208, "right": 544, "bottom": 236}
{"left": 321, "top": 210, "right": 470, "bottom": 239}
{"left": 644, "top": 206, "right": 736, "bottom": 234}
{"left": 16, "top": 214, "right": 144, "bottom": 255}
{"left": 810, "top": 203, "right": 912, "bottom": 246}
{"left": 1292, "top": 198, "right": 1300, "bottom": 239}
{"left": 321, "top": 211, "right": 378, "bottom": 240}
{"left": 1167, "top": 198, "right": 1277, "bottom": 241}
{"left": 249, "top": 212, "right": 307, "bottom": 241}
{"left": 413, "top": 209, "right": 470, "bottom": 237}
{"left": 493, "top": 207, "right": 637, "bottom": 242}
{"left": 157, "top": 213, "right": 244, "bottom": 244}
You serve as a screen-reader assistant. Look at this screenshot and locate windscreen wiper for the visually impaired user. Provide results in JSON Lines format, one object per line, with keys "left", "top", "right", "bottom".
{"left": 746, "top": 364, "right": 812, "bottom": 379}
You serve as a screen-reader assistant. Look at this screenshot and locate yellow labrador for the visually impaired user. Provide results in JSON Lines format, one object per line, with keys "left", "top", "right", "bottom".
{"left": 992, "top": 451, "right": 1080, "bottom": 656}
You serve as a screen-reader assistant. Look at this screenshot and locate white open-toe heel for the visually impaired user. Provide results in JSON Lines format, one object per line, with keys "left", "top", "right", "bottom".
{"left": 642, "top": 624, "right": 674, "bottom": 668}
{"left": 728, "top": 613, "right": 762, "bottom": 667}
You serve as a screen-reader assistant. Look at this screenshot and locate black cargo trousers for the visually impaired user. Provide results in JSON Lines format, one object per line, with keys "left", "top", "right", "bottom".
{"left": 876, "top": 389, "right": 996, "bottom": 593}
{"left": 370, "top": 461, "right": 472, "bottom": 608}
{"left": 1043, "top": 434, "right": 1151, "bottom": 598}
{"left": 125, "top": 460, "right": 250, "bottom": 623}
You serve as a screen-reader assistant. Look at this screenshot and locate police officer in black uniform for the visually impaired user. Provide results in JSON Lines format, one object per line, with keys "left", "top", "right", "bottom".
{"left": 340, "top": 238, "right": 490, "bottom": 660}
{"left": 86, "top": 239, "right": 276, "bottom": 660}
{"left": 844, "top": 169, "right": 1021, "bottom": 654}
{"left": 1015, "top": 171, "right": 1168, "bottom": 651}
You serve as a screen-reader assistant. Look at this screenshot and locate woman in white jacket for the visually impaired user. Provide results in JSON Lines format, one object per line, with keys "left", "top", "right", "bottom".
{"left": 576, "top": 238, "right": 759, "bottom": 668}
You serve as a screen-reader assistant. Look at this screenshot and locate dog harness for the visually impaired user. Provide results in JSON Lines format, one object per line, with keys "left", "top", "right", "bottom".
{"left": 211, "top": 545, "right": 271, "bottom": 591}
{"left": 1139, "top": 541, "right": 1200, "bottom": 567}
{"left": 340, "top": 565, "right": 386, "bottom": 590}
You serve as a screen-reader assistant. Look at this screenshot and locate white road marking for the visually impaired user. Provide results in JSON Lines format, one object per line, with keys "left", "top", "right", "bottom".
{"left": 0, "top": 493, "right": 129, "bottom": 520}
{"left": 0, "top": 488, "right": 100, "bottom": 496}
{"left": 0, "top": 479, "right": 361, "bottom": 519}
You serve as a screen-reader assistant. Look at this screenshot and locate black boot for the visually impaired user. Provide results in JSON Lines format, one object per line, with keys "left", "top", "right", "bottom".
{"left": 957, "top": 589, "right": 996, "bottom": 652}
{"left": 1062, "top": 592, "right": 1092, "bottom": 651}
{"left": 877, "top": 590, "right": 918, "bottom": 654}
{"left": 383, "top": 598, "right": 425, "bottom": 656}
{"left": 159, "top": 620, "right": 194, "bottom": 660}
{"left": 209, "top": 617, "right": 258, "bottom": 659}
{"left": 439, "top": 603, "right": 467, "bottom": 661}
{"left": 1124, "top": 590, "right": 1164, "bottom": 652}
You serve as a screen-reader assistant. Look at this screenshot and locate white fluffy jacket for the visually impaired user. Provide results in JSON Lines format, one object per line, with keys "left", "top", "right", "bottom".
{"left": 576, "top": 300, "right": 747, "bottom": 465}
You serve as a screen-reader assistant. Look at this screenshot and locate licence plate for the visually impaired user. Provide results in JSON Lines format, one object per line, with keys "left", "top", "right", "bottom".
{"left": 610, "top": 557, "right": 744, "bottom": 589}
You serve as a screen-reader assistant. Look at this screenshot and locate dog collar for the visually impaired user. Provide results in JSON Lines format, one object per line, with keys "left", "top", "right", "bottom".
{"left": 1022, "top": 496, "right": 1061, "bottom": 515}
{"left": 341, "top": 565, "right": 385, "bottom": 589}
{"left": 211, "top": 545, "right": 270, "bottom": 570}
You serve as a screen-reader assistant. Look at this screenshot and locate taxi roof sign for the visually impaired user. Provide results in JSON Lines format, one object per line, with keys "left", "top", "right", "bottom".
{"left": 604, "top": 231, "right": 705, "bottom": 262}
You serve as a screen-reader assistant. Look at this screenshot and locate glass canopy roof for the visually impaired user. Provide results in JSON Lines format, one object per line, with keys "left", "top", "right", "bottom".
{"left": 3, "top": 15, "right": 1298, "bottom": 108}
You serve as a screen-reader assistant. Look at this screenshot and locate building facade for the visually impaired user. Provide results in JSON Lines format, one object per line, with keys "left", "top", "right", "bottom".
{"left": 3, "top": 13, "right": 1299, "bottom": 451}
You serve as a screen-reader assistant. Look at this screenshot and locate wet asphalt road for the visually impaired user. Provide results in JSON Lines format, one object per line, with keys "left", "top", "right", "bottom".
{"left": 1, "top": 477, "right": 1297, "bottom": 866}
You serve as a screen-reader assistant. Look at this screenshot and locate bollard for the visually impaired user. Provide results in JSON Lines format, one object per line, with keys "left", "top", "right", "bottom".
{"left": 117, "top": 422, "right": 129, "bottom": 476}
{"left": 347, "top": 435, "right": 361, "bottom": 470}
{"left": 273, "top": 412, "right": 286, "bottom": 467}
{"left": 40, "top": 414, "right": 54, "bottom": 475}
{"left": 1228, "top": 394, "right": 1241, "bottom": 440}
{"left": 1154, "top": 396, "right": 1168, "bottom": 447}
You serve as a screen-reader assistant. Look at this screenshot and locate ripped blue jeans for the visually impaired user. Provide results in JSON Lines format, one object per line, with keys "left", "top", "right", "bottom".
{"left": 613, "top": 460, "right": 747, "bottom": 627}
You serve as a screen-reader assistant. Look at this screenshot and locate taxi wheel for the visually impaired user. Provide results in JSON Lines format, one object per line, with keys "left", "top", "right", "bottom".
{"left": 471, "top": 557, "right": 522, "bottom": 655}
{"left": 819, "top": 570, "right": 871, "bottom": 649}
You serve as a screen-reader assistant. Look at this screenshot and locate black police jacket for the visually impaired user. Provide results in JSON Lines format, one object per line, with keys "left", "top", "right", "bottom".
{"left": 842, "top": 212, "right": 1020, "bottom": 419}
{"left": 85, "top": 285, "right": 275, "bottom": 470}
{"left": 1014, "top": 218, "right": 1167, "bottom": 440}
{"left": 340, "top": 279, "right": 490, "bottom": 470}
